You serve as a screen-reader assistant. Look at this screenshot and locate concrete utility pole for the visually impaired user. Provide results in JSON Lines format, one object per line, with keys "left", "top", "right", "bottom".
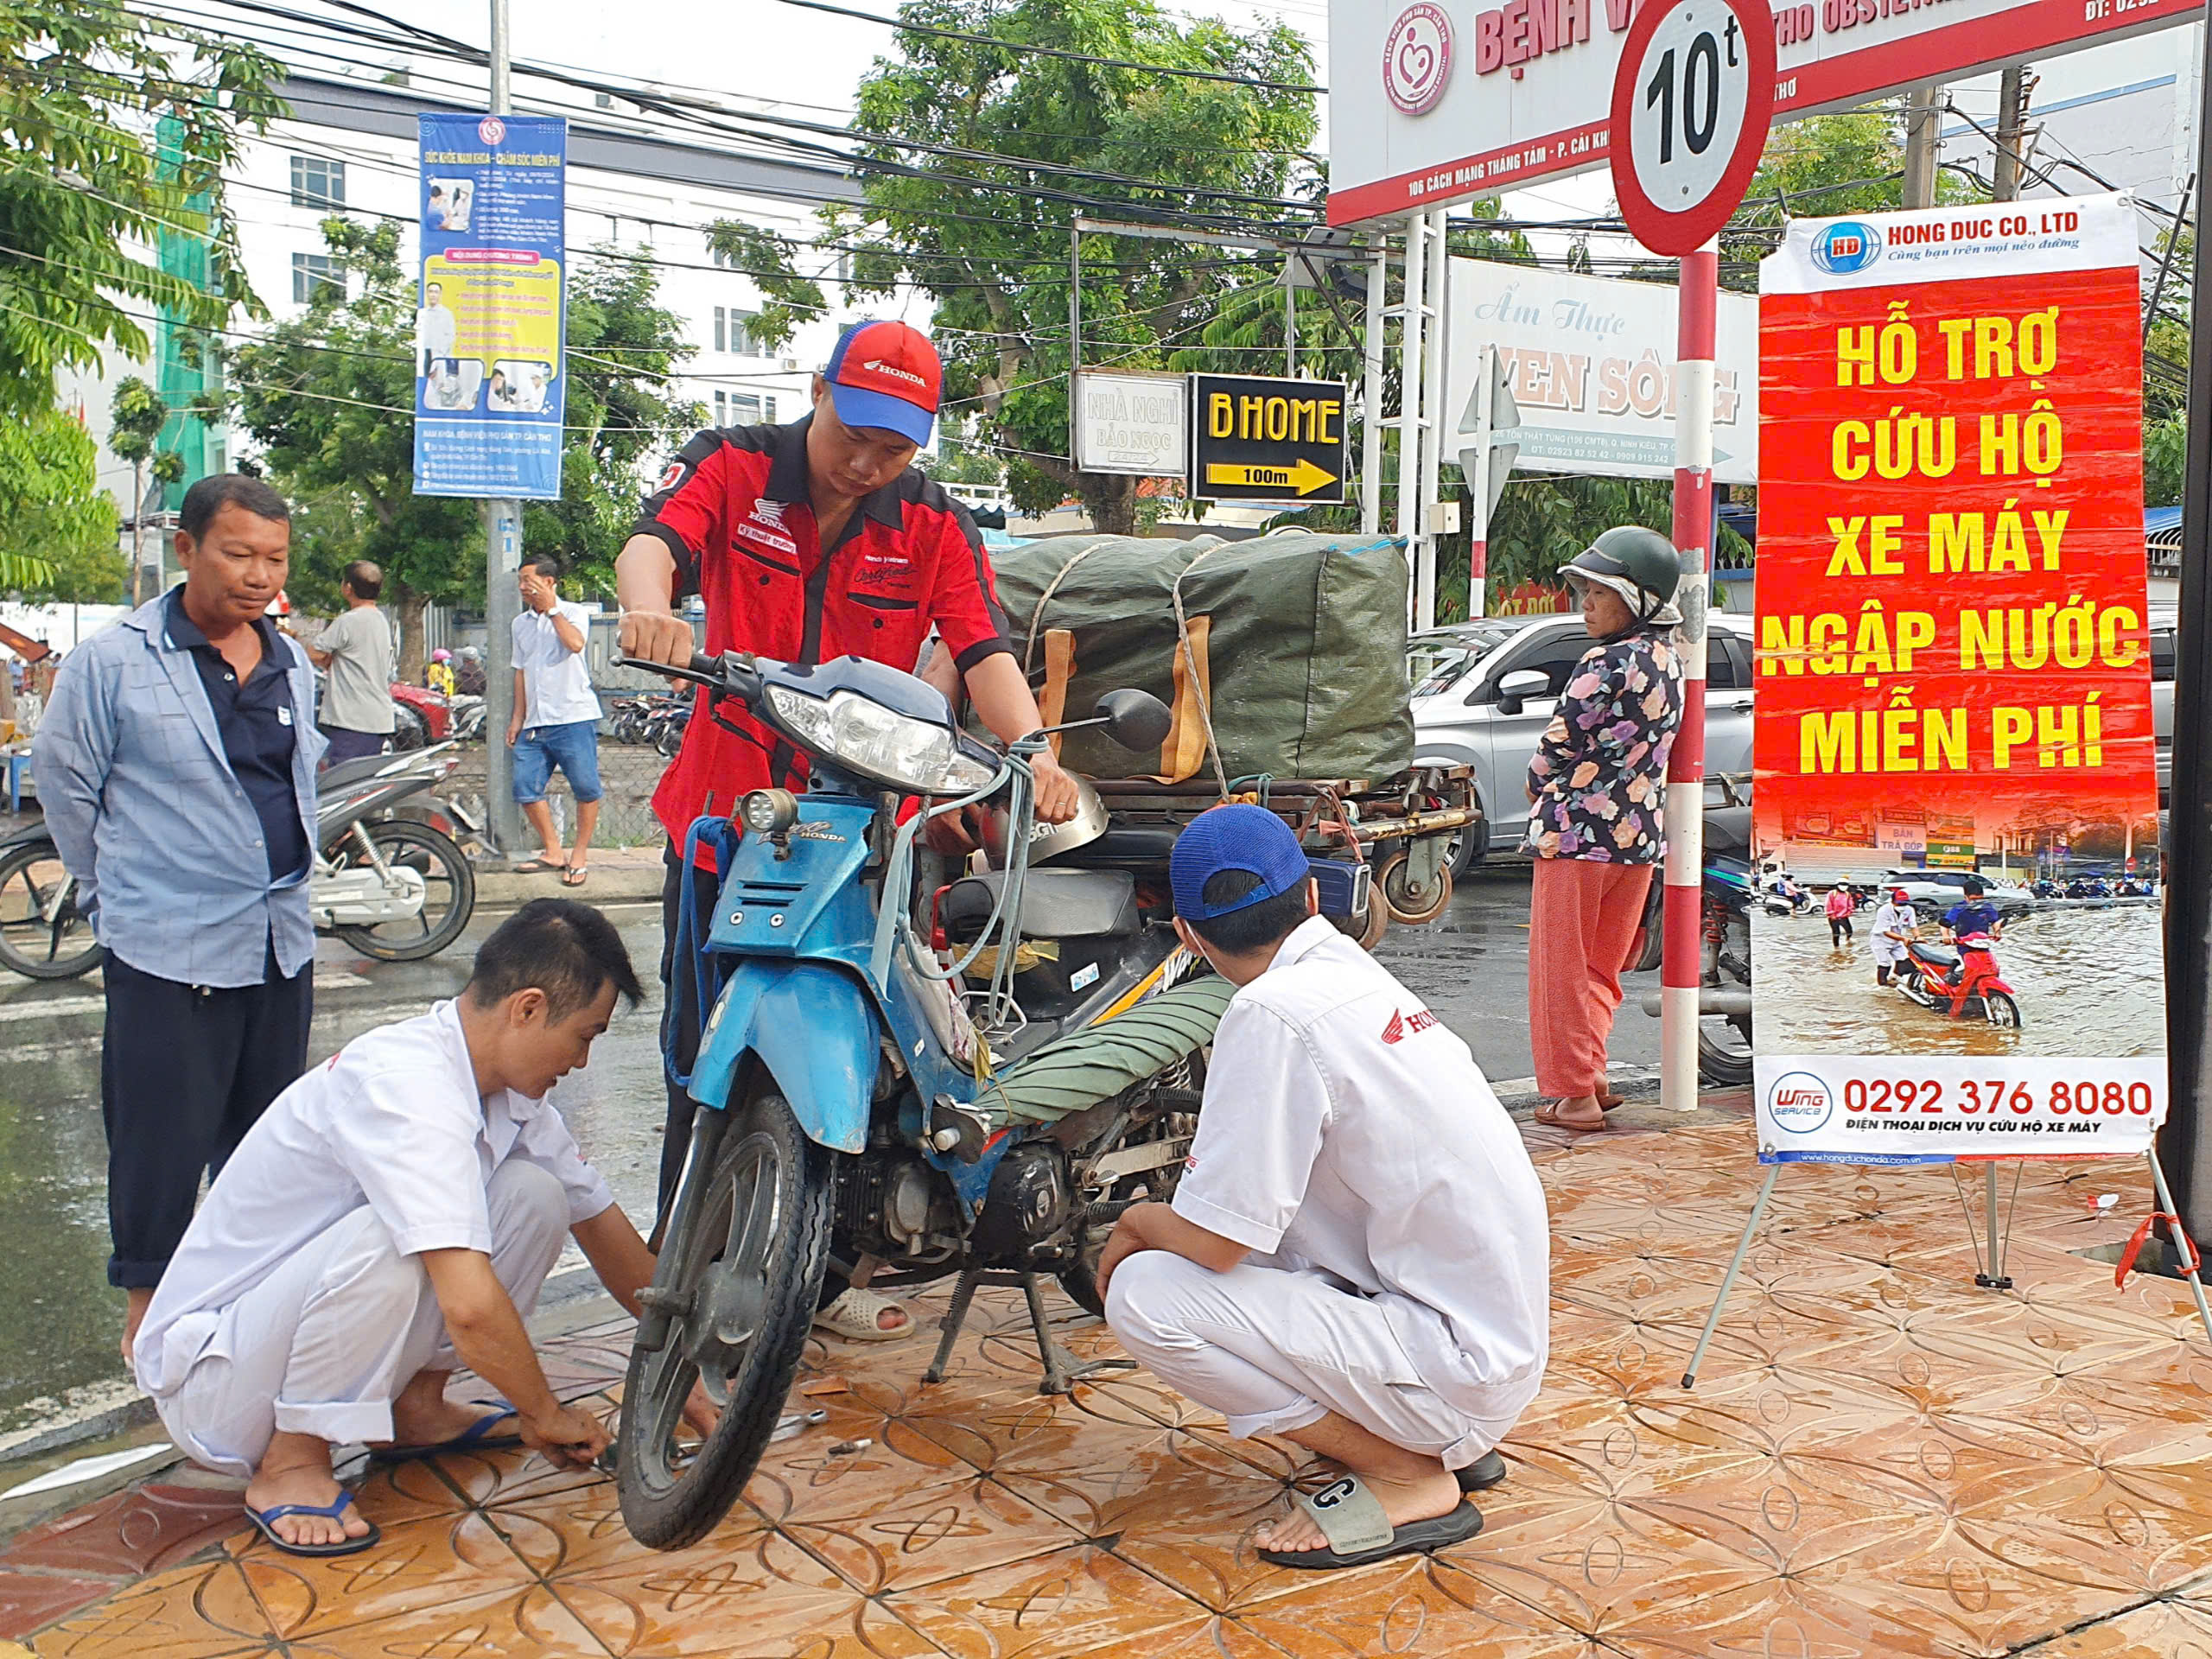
{"left": 1993, "top": 65, "right": 2031, "bottom": 201}
{"left": 482, "top": 0, "right": 524, "bottom": 856}
{"left": 1902, "top": 85, "right": 1944, "bottom": 208}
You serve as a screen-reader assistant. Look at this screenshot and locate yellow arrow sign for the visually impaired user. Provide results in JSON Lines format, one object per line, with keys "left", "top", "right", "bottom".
{"left": 1203, "top": 457, "right": 1338, "bottom": 496}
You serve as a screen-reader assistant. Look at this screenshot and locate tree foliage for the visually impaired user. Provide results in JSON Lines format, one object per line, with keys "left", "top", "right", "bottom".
{"left": 0, "top": 407, "right": 107, "bottom": 595}
{"left": 725, "top": 0, "right": 1319, "bottom": 534}
{"left": 0, "top": 3, "right": 282, "bottom": 416}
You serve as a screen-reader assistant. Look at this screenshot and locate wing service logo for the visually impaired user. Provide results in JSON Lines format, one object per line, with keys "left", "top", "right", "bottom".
{"left": 1382, "top": 4, "right": 1453, "bottom": 117}
{"left": 1765, "top": 1071, "right": 1835, "bottom": 1134}
{"left": 1810, "top": 221, "right": 1883, "bottom": 276}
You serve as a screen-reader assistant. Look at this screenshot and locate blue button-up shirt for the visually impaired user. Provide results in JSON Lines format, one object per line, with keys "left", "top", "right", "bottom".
{"left": 33, "top": 594, "right": 324, "bottom": 987}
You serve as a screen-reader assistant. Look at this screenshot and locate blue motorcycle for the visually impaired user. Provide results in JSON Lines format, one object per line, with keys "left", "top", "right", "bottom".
{"left": 611, "top": 648, "right": 1238, "bottom": 1549}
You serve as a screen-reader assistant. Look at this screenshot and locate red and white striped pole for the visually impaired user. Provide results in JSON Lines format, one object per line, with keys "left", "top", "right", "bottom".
{"left": 1660, "top": 239, "right": 1717, "bottom": 1112}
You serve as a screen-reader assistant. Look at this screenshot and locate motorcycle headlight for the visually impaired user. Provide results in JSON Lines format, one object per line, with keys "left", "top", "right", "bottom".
{"left": 765, "top": 685, "right": 999, "bottom": 795}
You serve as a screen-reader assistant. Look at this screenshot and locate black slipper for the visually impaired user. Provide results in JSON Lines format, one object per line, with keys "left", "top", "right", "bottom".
{"left": 1456, "top": 1450, "right": 1507, "bottom": 1492}
{"left": 1256, "top": 1475, "right": 1484, "bottom": 1571}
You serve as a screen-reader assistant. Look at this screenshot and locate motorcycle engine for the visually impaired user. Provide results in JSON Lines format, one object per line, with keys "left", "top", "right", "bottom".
{"left": 836, "top": 1151, "right": 958, "bottom": 1259}
{"left": 969, "top": 1142, "right": 1074, "bottom": 1264}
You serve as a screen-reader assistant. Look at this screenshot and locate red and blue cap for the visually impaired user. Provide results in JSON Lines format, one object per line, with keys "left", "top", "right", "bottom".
{"left": 1171, "top": 804, "right": 1313, "bottom": 922}
{"left": 823, "top": 320, "right": 942, "bottom": 448}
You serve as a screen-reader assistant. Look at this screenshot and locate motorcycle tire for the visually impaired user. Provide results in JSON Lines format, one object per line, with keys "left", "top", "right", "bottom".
{"left": 1981, "top": 992, "right": 2024, "bottom": 1029}
{"left": 619, "top": 1089, "right": 833, "bottom": 1552}
{"left": 331, "top": 820, "right": 476, "bottom": 962}
{"left": 1697, "top": 1021, "right": 1753, "bottom": 1087}
{"left": 0, "top": 840, "right": 103, "bottom": 980}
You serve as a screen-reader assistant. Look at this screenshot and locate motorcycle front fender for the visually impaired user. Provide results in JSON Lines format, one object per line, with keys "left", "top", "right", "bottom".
{"left": 686, "top": 960, "right": 876, "bottom": 1154}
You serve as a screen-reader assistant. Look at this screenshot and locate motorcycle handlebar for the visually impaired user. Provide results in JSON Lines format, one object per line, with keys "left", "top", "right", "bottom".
{"left": 614, "top": 652, "right": 752, "bottom": 690}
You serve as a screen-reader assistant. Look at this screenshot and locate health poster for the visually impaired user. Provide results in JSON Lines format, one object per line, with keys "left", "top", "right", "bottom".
{"left": 1751, "top": 193, "right": 2163, "bottom": 1166}
{"left": 412, "top": 111, "right": 567, "bottom": 500}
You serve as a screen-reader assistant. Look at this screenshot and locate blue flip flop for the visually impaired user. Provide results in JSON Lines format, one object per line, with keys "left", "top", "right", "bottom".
{"left": 246, "top": 1490, "right": 383, "bottom": 1558}
{"left": 368, "top": 1399, "right": 523, "bottom": 1463}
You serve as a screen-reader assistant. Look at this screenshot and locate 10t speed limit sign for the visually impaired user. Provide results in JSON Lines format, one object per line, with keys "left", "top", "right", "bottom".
{"left": 1609, "top": 0, "right": 1775, "bottom": 255}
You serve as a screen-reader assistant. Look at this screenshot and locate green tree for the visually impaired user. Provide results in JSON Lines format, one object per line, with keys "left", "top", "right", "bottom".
{"left": 726, "top": 0, "right": 1319, "bottom": 535}
{"left": 106, "top": 376, "right": 184, "bottom": 601}
{"left": 0, "top": 3, "right": 281, "bottom": 416}
{"left": 0, "top": 406, "right": 105, "bottom": 594}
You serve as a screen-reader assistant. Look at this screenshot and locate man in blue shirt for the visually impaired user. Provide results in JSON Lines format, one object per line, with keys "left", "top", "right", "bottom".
{"left": 35, "top": 474, "right": 322, "bottom": 1355}
{"left": 1941, "top": 877, "right": 2003, "bottom": 942}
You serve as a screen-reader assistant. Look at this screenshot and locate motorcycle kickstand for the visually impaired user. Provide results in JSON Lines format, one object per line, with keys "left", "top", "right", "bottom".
{"left": 923, "top": 1268, "right": 982, "bottom": 1385}
{"left": 1020, "top": 1272, "right": 1135, "bottom": 1397}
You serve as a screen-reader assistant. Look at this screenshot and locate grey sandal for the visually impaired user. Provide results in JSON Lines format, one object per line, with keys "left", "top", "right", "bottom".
{"left": 1255, "top": 1474, "right": 1484, "bottom": 1571}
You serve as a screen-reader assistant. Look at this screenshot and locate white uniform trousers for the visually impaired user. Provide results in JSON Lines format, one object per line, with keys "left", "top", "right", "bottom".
{"left": 152, "top": 1160, "right": 569, "bottom": 1478}
{"left": 1107, "top": 1252, "right": 1516, "bottom": 1471}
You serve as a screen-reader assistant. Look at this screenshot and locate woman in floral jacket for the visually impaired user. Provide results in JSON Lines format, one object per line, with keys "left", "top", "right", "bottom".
{"left": 1523, "top": 527, "right": 1685, "bottom": 1131}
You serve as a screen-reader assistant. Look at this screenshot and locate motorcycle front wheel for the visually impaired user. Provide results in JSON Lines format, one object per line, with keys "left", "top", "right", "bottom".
{"left": 619, "top": 1088, "right": 832, "bottom": 1551}
{"left": 0, "top": 842, "right": 102, "bottom": 980}
{"left": 1981, "top": 993, "right": 2024, "bottom": 1028}
{"left": 329, "top": 819, "right": 476, "bottom": 961}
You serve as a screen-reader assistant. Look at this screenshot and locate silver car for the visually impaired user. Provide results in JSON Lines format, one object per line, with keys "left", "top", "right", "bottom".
{"left": 1410, "top": 613, "right": 1757, "bottom": 870}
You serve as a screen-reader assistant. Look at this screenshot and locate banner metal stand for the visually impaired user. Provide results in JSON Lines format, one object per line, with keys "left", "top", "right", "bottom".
{"left": 1681, "top": 1152, "right": 2212, "bottom": 1392}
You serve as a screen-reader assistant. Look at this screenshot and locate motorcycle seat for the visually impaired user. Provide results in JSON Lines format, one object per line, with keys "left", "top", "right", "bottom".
{"left": 1909, "top": 942, "right": 1960, "bottom": 967}
{"left": 1048, "top": 824, "right": 1181, "bottom": 871}
{"left": 318, "top": 751, "right": 410, "bottom": 791}
{"left": 943, "top": 868, "right": 1140, "bottom": 944}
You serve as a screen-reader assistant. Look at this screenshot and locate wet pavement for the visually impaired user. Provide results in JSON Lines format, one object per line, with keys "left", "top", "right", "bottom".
{"left": 0, "top": 862, "right": 1603, "bottom": 1453}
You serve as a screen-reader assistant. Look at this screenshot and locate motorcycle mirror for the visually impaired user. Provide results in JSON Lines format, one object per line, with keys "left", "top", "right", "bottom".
{"left": 1094, "top": 688, "right": 1172, "bottom": 753}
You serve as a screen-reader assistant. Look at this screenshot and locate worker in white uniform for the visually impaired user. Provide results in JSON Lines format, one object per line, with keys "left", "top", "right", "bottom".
{"left": 130, "top": 899, "right": 696, "bottom": 1558}
{"left": 1871, "top": 886, "right": 1919, "bottom": 987}
{"left": 1101, "top": 804, "right": 1550, "bottom": 1572}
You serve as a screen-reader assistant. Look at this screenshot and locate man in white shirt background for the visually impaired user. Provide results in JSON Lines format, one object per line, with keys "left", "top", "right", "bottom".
{"left": 415, "top": 281, "right": 456, "bottom": 378}
{"left": 508, "top": 554, "right": 602, "bottom": 887}
{"left": 130, "top": 899, "right": 691, "bottom": 1556}
{"left": 1100, "top": 804, "right": 1551, "bottom": 1572}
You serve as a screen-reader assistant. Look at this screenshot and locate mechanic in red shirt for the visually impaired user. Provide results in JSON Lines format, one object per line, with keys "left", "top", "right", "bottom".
{"left": 614, "top": 320, "right": 1077, "bottom": 1342}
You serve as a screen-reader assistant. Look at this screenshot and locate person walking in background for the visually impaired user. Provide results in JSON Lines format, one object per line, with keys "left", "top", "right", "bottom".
{"left": 507, "top": 555, "right": 601, "bottom": 889}
{"left": 1523, "top": 527, "right": 1685, "bottom": 1135}
{"left": 33, "top": 474, "right": 322, "bottom": 1355}
{"left": 292, "top": 561, "right": 393, "bottom": 768}
{"left": 1824, "top": 885, "right": 1856, "bottom": 949}
{"left": 454, "top": 646, "right": 486, "bottom": 697}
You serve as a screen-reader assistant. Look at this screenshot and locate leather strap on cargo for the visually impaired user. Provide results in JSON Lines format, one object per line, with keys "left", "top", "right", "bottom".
{"left": 1038, "top": 628, "right": 1076, "bottom": 761}
{"left": 1159, "top": 613, "right": 1213, "bottom": 785}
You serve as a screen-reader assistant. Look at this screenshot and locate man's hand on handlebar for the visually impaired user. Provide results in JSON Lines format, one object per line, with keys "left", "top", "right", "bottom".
{"left": 620, "top": 608, "right": 696, "bottom": 668}
{"left": 1031, "top": 750, "right": 1081, "bottom": 825}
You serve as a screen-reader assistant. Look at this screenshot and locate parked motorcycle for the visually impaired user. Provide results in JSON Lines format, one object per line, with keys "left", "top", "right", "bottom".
{"left": 0, "top": 744, "right": 477, "bottom": 979}
{"left": 1893, "top": 932, "right": 2022, "bottom": 1027}
{"left": 608, "top": 648, "right": 1261, "bottom": 1552}
{"left": 1631, "top": 792, "right": 1754, "bottom": 1086}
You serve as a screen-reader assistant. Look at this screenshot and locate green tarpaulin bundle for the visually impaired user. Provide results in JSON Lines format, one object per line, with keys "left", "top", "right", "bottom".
{"left": 988, "top": 530, "right": 1414, "bottom": 784}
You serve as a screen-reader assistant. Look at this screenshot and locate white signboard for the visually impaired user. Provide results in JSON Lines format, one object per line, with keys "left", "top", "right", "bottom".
{"left": 1755, "top": 1057, "right": 2164, "bottom": 1165}
{"left": 1073, "top": 372, "right": 1187, "bottom": 477}
{"left": 1443, "top": 259, "right": 1758, "bottom": 484}
{"left": 1330, "top": 0, "right": 2201, "bottom": 224}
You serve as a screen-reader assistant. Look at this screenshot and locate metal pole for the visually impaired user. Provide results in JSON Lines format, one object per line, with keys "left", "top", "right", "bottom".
{"left": 1466, "top": 343, "right": 1493, "bottom": 620}
{"left": 1395, "top": 213, "right": 1427, "bottom": 626}
{"left": 1359, "top": 244, "right": 1387, "bottom": 536}
{"left": 1903, "top": 85, "right": 1943, "bottom": 209}
{"left": 1285, "top": 278, "right": 1296, "bottom": 378}
{"left": 1661, "top": 241, "right": 1717, "bottom": 1113}
{"left": 2163, "top": 10, "right": 2212, "bottom": 1262}
{"left": 1992, "top": 65, "right": 2029, "bottom": 201}
{"left": 2145, "top": 175, "right": 2195, "bottom": 348}
{"left": 1682, "top": 1164, "right": 1780, "bottom": 1389}
{"left": 1068, "top": 226, "right": 1081, "bottom": 462}
{"left": 482, "top": 0, "right": 524, "bottom": 856}
{"left": 1417, "top": 207, "right": 1448, "bottom": 629}
{"left": 2145, "top": 1148, "right": 2212, "bottom": 1347}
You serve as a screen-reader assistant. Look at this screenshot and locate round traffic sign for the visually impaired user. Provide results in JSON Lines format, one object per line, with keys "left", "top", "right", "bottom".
{"left": 1608, "top": 0, "right": 1774, "bottom": 256}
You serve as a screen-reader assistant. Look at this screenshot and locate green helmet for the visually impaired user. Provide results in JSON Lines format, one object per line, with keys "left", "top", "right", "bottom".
{"left": 1562, "top": 525, "right": 1682, "bottom": 625}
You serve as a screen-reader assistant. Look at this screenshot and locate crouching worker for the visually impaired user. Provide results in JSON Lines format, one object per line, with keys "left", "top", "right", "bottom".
{"left": 130, "top": 899, "right": 669, "bottom": 1558}
{"left": 1100, "top": 805, "right": 1550, "bottom": 1572}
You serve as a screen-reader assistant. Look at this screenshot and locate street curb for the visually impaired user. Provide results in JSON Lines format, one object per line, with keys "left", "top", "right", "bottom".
{"left": 476, "top": 868, "right": 665, "bottom": 907}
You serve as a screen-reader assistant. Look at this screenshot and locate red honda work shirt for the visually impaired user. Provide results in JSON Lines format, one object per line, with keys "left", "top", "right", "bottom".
{"left": 632, "top": 416, "right": 1014, "bottom": 845}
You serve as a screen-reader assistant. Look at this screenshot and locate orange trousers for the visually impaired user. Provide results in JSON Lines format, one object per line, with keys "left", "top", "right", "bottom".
{"left": 1529, "top": 855, "right": 1655, "bottom": 1100}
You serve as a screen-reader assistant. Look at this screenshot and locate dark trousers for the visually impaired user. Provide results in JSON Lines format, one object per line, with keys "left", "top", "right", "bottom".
{"left": 320, "top": 727, "right": 389, "bottom": 768}
{"left": 658, "top": 844, "right": 716, "bottom": 1229}
{"left": 1829, "top": 917, "right": 1853, "bottom": 946}
{"left": 102, "top": 946, "right": 313, "bottom": 1288}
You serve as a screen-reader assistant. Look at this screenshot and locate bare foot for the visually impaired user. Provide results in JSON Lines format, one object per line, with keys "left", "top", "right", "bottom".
{"left": 246, "top": 1434, "right": 369, "bottom": 1550}
{"left": 1254, "top": 1465, "right": 1465, "bottom": 1554}
{"left": 381, "top": 1372, "right": 503, "bottom": 1449}
{"left": 120, "top": 1288, "right": 154, "bottom": 1363}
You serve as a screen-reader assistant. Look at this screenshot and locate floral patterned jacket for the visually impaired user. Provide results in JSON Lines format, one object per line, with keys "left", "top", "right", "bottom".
{"left": 1522, "top": 626, "right": 1685, "bottom": 863}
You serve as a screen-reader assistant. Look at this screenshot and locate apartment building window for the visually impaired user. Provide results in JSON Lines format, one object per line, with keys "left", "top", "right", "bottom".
{"left": 764, "top": 395, "right": 779, "bottom": 423}
{"left": 732, "top": 394, "right": 763, "bottom": 424}
{"left": 712, "top": 391, "right": 727, "bottom": 425}
{"left": 289, "top": 155, "right": 346, "bottom": 209}
{"left": 713, "top": 306, "right": 760, "bottom": 356}
{"left": 291, "top": 252, "right": 343, "bottom": 303}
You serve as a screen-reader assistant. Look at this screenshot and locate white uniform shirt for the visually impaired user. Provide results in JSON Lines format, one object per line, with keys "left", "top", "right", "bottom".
{"left": 1172, "top": 916, "right": 1550, "bottom": 1406}
{"left": 1872, "top": 902, "right": 1917, "bottom": 964}
{"left": 132, "top": 1000, "right": 614, "bottom": 1397}
{"left": 416, "top": 302, "right": 456, "bottom": 361}
{"left": 512, "top": 601, "right": 601, "bottom": 728}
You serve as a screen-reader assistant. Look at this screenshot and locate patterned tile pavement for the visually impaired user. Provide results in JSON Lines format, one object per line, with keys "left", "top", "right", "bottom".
{"left": 10, "top": 1099, "right": 2212, "bottom": 1657}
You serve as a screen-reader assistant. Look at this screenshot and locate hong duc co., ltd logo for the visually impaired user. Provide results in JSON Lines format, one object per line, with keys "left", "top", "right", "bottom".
{"left": 1765, "top": 1071, "right": 1834, "bottom": 1134}
{"left": 478, "top": 115, "right": 506, "bottom": 147}
{"left": 1382, "top": 4, "right": 1452, "bottom": 117}
{"left": 1811, "top": 221, "right": 1883, "bottom": 276}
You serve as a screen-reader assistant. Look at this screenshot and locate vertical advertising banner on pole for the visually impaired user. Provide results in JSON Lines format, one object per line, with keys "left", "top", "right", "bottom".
{"left": 1752, "top": 194, "right": 2164, "bottom": 1164}
{"left": 412, "top": 112, "right": 567, "bottom": 499}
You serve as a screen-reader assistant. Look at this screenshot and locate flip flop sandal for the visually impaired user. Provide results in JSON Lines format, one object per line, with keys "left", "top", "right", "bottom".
{"left": 369, "top": 1400, "right": 523, "bottom": 1463}
{"left": 811, "top": 1286, "right": 916, "bottom": 1343}
{"left": 562, "top": 864, "right": 589, "bottom": 887}
{"left": 512, "top": 857, "right": 564, "bottom": 874}
{"left": 1599, "top": 1092, "right": 1626, "bottom": 1111}
{"left": 1533, "top": 1101, "right": 1609, "bottom": 1133}
{"left": 245, "top": 1491, "right": 383, "bottom": 1558}
{"left": 1256, "top": 1475, "right": 1484, "bottom": 1571}
{"left": 1456, "top": 1450, "right": 1507, "bottom": 1493}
